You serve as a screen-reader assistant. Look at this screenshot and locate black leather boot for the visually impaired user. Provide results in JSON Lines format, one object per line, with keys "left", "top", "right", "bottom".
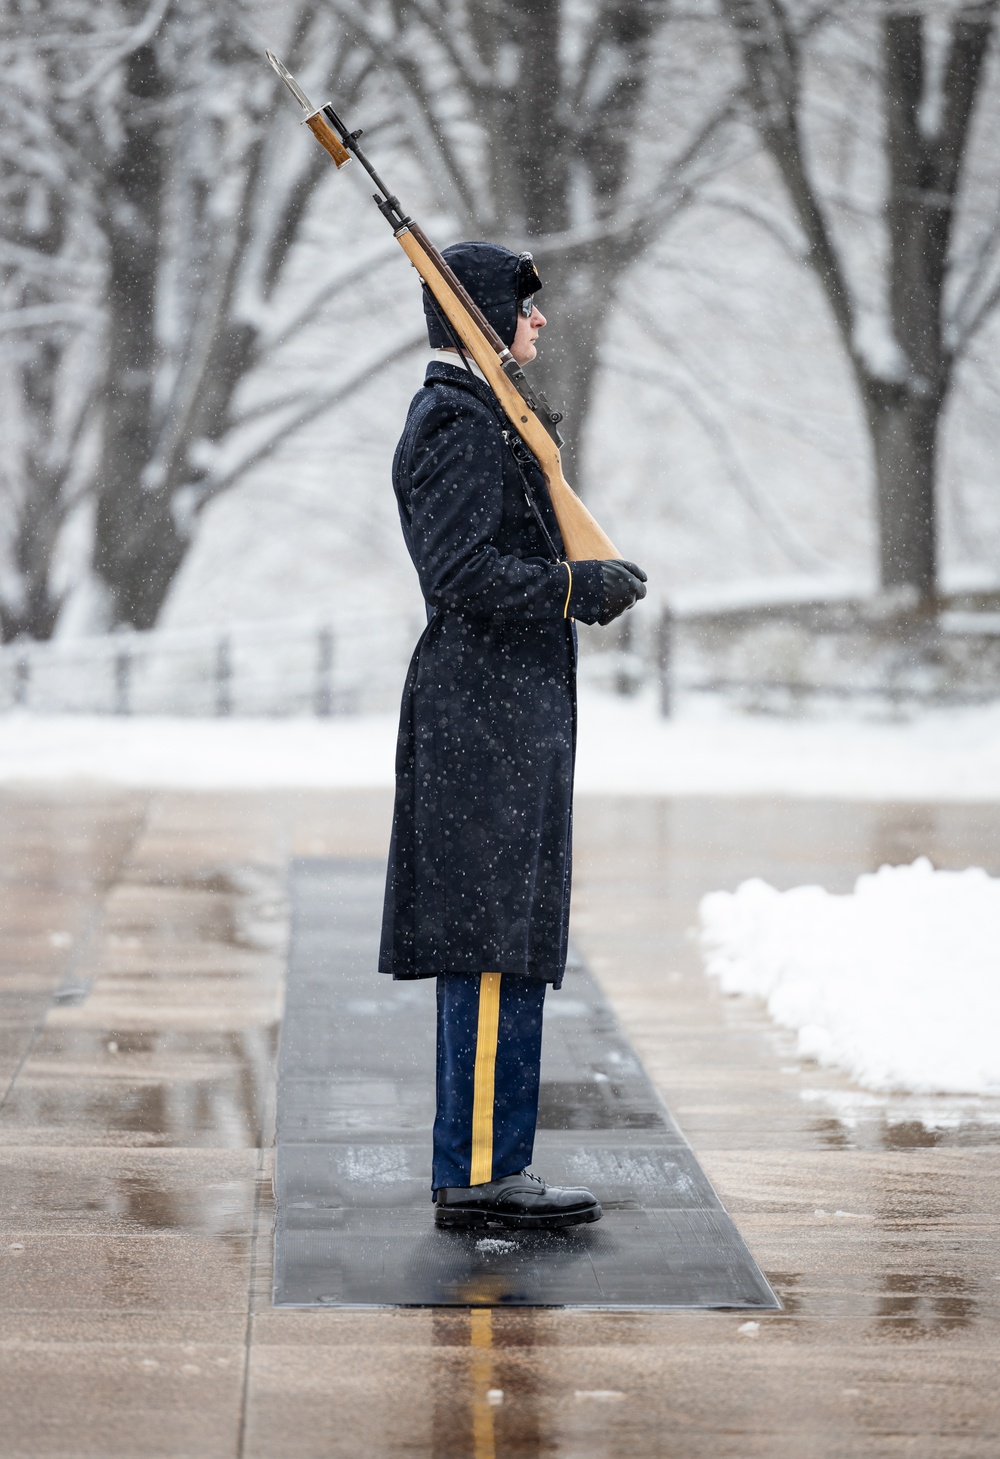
{"left": 435, "top": 1170, "right": 602, "bottom": 1230}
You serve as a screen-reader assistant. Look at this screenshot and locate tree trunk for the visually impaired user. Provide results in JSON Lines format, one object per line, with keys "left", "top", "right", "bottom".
{"left": 1, "top": 140, "right": 77, "bottom": 641}
{"left": 863, "top": 386, "right": 940, "bottom": 604}
{"left": 3, "top": 348, "right": 68, "bottom": 642}
{"left": 468, "top": 0, "right": 657, "bottom": 490}
{"left": 1, "top": 465, "right": 65, "bottom": 642}
{"left": 867, "top": 7, "right": 993, "bottom": 607}
{"left": 721, "top": 1, "right": 997, "bottom": 609}
{"left": 92, "top": 23, "right": 186, "bottom": 630}
{"left": 528, "top": 243, "right": 617, "bottom": 486}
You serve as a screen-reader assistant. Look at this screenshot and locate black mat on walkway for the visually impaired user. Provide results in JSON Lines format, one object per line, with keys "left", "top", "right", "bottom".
{"left": 273, "top": 859, "right": 779, "bottom": 1310}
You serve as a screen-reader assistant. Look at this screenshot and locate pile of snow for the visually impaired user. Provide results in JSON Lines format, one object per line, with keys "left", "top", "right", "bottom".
{"left": 3, "top": 690, "right": 1000, "bottom": 798}
{"left": 698, "top": 858, "right": 1000, "bottom": 1094}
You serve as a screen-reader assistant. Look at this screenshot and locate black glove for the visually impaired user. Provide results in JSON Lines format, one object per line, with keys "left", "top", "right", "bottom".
{"left": 597, "top": 560, "right": 647, "bottom": 626}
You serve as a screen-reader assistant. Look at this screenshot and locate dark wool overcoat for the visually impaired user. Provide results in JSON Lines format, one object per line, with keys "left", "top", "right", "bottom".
{"left": 378, "top": 360, "right": 604, "bottom": 987}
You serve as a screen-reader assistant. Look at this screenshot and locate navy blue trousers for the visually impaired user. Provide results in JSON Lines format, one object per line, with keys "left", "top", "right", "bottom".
{"left": 433, "top": 972, "right": 547, "bottom": 1191}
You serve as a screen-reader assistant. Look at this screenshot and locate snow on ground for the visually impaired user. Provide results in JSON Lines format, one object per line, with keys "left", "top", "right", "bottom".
{"left": 698, "top": 859, "right": 1000, "bottom": 1095}
{"left": 3, "top": 689, "right": 1000, "bottom": 799}
{"left": 0, "top": 709, "right": 398, "bottom": 790}
{"left": 574, "top": 691, "right": 1000, "bottom": 801}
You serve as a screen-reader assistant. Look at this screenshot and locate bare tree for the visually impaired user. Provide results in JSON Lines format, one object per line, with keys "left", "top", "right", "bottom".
{"left": 720, "top": 0, "right": 1000, "bottom": 607}
{"left": 321, "top": 0, "right": 737, "bottom": 479}
{"left": 1, "top": 0, "right": 732, "bottom": 640}
{"left": 0, "top": 0, "right": 107, "bottom": 640}
{"left": 0, "top": 0, "right": 416, "bottom": 638}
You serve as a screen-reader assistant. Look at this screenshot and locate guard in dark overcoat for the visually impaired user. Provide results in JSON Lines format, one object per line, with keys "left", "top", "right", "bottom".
{"left": 379, "top": 241, "right": 647, "bottom": 1229}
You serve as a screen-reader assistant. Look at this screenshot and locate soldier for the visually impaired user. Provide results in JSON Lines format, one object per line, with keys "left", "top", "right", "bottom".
{"left": 379, "top": 241, "right": 647, "bottom": 1229}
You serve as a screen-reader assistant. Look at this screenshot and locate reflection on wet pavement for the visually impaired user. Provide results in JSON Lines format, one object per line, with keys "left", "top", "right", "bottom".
{"left": 875, "top": 1272, "right": 978, "bottom": 1338}
{"left": 881, "top": 1121, "right": 948, "bottom": 1149}
{"left": 793, "top": 1083, "right": 1000, "bottom": 1153}
{"left": 0, "top": 787, "right": 998, "bottom": 1455}
{"left": 536, "top": 1078, "right": 667, "bottom": 1130}
{"left": 808, "top": 1117, "right": 854, "bottom": 1149}
{"left": 1, "top": 1148, "right": 256, "bottom": 1239}
{"left": 0, "top": 788, "right": 146, "bottom": 1105}
{"left": 431, "top": 1308, "right": 549, "bottom": 1459}
{"left": 2, "top": 1027, "right": 276, "bottom": 1147}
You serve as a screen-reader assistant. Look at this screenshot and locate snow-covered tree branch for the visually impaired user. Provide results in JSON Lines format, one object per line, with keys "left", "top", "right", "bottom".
{"left": 318, "top": 0, "right": 738, "bottom": 479}
{"left": 719, "top": 0, "right": 1000, "bottom": 607}
{"left": 0, "top": 0, "right": 381, "bottom": 638}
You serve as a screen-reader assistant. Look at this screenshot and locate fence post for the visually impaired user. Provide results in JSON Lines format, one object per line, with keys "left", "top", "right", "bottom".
{"left": 315, "top": 627, "right": 334, "bottom": 716}
{"left": 215, "top": 635, "right": 232, "bottom": 716}
{"left": 14, "top": 652, "right": 30, "bottom": 708}
{"left": 615, "top": 615, "right": 633, "bottom": 696}
{"left": 657, "top": 605, "right": 673, "bottom": 718}
{"left": 114, "top": 647, "right": 131, "bottom": 715}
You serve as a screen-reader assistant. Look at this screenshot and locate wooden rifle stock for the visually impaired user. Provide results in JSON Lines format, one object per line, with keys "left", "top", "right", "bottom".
{"left": 396, "top": 228, "right": 619, "bottom": 560}
{"left": 266, "top": 51, "right": 621, "bottom": 562}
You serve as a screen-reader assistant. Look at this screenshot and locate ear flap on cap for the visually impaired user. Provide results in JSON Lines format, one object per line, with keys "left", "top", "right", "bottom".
{"left": 515, "top": 251, "right": 543, "bottom": 299}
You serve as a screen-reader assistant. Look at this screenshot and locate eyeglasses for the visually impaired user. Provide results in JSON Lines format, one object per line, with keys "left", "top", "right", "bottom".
{"left": 515, "top": 252, "right": 542, "bottom": 316}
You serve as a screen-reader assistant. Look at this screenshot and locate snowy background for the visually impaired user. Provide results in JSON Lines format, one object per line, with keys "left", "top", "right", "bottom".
{"left": 7, "top": 1, "right": 1000, "bottom": 646}
{"left": 130, "top": 142, "right": 1000, "bottom": 634}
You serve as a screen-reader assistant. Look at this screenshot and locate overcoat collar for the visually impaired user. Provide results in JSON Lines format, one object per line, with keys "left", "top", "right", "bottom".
{"left": 424, "top": 359, "right": 504, "bottom": 419}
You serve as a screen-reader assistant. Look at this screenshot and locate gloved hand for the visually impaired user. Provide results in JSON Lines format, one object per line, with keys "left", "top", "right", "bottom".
{"left": 597, "top": 560, "right": 647, "bottom": 626}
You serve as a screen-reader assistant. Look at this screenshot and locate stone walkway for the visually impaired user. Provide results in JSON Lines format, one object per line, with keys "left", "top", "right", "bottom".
{"left": 0, "top": 786, "right": 997, "bottom": 1457}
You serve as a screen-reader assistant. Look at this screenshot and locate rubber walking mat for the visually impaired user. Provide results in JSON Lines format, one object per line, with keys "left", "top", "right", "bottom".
{"left": 273, "top": 858, "right": 780, "bottom": 1310}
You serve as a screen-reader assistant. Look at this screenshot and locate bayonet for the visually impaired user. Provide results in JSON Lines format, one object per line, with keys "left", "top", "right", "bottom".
{"left": 266, "top": 50, "right": 352, "bottom": 169}
{"left": 265, "top": 50, "right": 316, "bottom": 114}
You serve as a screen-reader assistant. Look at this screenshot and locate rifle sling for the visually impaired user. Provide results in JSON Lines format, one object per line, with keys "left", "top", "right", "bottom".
{"left": 433, "top": 373, "right": 563, "bottom": 567}
{"left": 425, "top": 289, "right": 564, "bottom": 566}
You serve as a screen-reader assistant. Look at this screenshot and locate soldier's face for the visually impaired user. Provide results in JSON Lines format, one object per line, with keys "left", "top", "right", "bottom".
{"left": 511, "top": 303, "right": 547, "bottom": 365}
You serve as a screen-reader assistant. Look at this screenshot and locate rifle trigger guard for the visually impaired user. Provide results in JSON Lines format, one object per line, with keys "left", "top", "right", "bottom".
{"left": 501, "top": 427, "right": 533, "bottom": 467}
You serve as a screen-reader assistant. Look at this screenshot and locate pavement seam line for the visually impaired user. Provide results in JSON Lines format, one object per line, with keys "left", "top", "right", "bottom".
{"left": 236, "top": 1144, "right": 267, "bottom": 1459}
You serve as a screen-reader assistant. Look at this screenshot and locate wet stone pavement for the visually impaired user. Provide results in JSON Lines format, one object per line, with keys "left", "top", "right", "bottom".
{"left": 0, "top": 785, "right": 997, "bottom": 1457}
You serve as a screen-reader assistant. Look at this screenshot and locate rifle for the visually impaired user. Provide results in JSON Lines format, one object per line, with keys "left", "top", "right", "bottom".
{"left": 266, "top": 51, "right": 621, "bottom": 562}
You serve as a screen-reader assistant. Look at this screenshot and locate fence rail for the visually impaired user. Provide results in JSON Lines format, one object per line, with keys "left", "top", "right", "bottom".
{"left": 0, "top": 610, "right": 666, "bottom": 718}
{"left": 3, "top": 601, "right": 999, "bottom": 718}
{"left": 0, "top": 614, "right": 426, "bottom": 717}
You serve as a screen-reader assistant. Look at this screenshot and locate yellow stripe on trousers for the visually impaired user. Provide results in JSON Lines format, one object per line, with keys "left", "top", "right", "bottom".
{"left": 470, "top": 972, "right": 502, "bottom": 1185}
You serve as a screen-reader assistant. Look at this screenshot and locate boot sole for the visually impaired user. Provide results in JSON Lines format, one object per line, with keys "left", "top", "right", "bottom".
{"left": 435, "top": 1203, "right": 602, "bottom": 1231}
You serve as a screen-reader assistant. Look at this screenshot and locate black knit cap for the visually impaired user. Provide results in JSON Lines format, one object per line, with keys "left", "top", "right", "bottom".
{"left": 424, "top": 241, "right": 542, "bottom": 349}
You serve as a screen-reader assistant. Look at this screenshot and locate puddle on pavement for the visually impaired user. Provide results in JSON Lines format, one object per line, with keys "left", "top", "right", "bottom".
{"left": 536, "top": 1079, "right": 667, "bottom": 1130}
{"left": 431, "top": 1308, "right": 549, "bottom": 1459}
{"left": 807, "top": 1112, "right": 1000, "bottom": 1150}
{"left": 425, "top": 1308, "right": 707, "bottom": 1457}
{"left": 103, "top": 866, "right": 286, "bottom": 953}
{"left": 109, "top": 1172, "right": 250, "bottom": 1234}
{"left": 1, "top": 1164, "right": 251, "bottom": 1235}
{"left": 878, "top": 1118, "right": 1000, "bottom": 1148}
{"left": 874, "top": 1272, "right": 978, "bottom": 1338}
{"left": 800, "top": 1087, "right": 1000, "bottom": 1150}
{"left": 809, "top": 1117, "right": 855, "bottom": 1149}
{"left": 0, "top": 1028, "right": 276, "bottom": 1146}
{"left": 880, "top": 1121, "right": 947, "bottom": 1149}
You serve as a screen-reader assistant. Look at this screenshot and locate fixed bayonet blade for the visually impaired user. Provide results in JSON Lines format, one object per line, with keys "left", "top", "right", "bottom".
{"left": 266, "top": 51, "right": 315, "bottom": 114}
